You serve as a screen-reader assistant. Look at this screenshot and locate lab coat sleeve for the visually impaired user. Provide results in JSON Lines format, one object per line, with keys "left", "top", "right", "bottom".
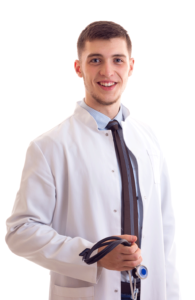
{"left": 5, "top": 141, "right": 103, "bottom": 284}
{"left": 160, "top": 156, "right": 181, "bottom": 300}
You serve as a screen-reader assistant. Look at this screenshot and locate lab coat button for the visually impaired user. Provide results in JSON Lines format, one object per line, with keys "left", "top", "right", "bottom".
{"left": 114, "top": 210, "right": 117, "bottom": 212}
{"left": 114, "top": 289, "right": 118, "bottom": 292}
{"left": 105, "top": 133, "right": 109, "bottom": 136}
{"left": 112, "top": 170, "right": 115, "bottom": 172}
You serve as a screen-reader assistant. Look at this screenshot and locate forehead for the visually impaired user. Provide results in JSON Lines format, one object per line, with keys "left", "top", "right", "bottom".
{"left": 82, "top": 38, "right": 129, "bottom": 59}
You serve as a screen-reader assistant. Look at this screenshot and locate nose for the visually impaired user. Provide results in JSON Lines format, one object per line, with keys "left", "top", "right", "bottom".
{"left": 99, "top": 62, "right": 114, "bottom": 78}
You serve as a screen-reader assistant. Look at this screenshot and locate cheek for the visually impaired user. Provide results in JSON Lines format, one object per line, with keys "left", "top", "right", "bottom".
{"left": 84, "top": 65, "right": 97, "bottom": 78}
{"left": 118, "top": 66, "right": 129, "bottom": 80}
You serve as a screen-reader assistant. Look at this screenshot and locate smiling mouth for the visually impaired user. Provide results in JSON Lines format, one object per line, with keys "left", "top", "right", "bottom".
{"left": 97, "top": 81, "right": 117, "bottom": 87}
{"left": 97, "top": 82, "right": 118, "bottom": 91}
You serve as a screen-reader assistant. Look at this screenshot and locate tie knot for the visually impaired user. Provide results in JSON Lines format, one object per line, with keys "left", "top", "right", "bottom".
{"left": 106, "top": 120, "right": 120, "bottom": 131}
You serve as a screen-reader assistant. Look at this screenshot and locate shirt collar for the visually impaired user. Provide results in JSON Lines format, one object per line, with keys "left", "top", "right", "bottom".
{"left": 79, "top": 98, "right": 124, "bottom": 130}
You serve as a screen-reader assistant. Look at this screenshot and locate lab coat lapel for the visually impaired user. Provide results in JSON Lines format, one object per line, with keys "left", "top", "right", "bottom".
{"left": 121, "top": 117, "right": 154, "bottom": 215}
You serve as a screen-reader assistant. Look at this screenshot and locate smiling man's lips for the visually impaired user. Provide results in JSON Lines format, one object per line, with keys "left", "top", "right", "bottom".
{"left": 97, "top": 81, "right": 117, "bottom": 86}
{"left": 97, "top": 80, "right": 116, "bottom": 82}
{"left": 97, "top": 81, "right": 117, "bottom": 91}
{"left": 98, "top": 81, "right": 116, "bottom": 82}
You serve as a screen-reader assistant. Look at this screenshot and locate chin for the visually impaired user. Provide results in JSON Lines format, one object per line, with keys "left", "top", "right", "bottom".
{"left": 100, "top": 95, "right": 120, "bottom": 105}
{"left": 95, "top": 98, "right": 118, "bottom": 106}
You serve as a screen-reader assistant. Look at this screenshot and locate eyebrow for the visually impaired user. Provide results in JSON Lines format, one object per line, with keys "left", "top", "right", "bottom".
{"left": 87, "top": 53, "right": 127, "bottom": 59}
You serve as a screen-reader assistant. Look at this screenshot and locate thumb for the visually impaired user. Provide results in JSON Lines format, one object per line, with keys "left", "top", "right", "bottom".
{"left": 124, "top": 235, "right": 137, "bottom": 243}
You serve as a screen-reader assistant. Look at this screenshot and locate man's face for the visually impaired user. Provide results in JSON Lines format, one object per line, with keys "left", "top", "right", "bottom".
{"left": 75, "top": 38, "right": 134, "bottom": 106}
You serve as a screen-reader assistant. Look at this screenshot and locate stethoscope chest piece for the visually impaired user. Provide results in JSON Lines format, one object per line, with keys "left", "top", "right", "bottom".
{"left": 132, "top": 264, "right": 148, "bottom": 280}
{"left": 79, "top": 236, "right": 148, "bottom": 300}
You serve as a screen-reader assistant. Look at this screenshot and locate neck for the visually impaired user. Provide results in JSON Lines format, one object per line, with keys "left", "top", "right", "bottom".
{"left": 84, "top": 97, "right": 121, "bottom": 120}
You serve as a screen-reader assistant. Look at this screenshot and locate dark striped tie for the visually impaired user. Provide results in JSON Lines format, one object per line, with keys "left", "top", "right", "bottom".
{"left": 106, "top": 120, "right": 139, "bottom": 248}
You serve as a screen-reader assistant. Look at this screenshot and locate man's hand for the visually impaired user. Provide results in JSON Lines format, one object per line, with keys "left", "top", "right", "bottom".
{"left": 97, "top": 235, "right": 142, "bottom": 271}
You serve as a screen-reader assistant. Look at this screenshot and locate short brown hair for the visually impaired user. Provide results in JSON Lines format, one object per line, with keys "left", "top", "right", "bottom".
{"left": 77, "top": 21, "right": 132, "bottom": 60}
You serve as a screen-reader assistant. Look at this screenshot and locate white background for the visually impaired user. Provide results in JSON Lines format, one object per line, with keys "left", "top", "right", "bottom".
{"left": 1, "top": 1, "right": 194, "bottom": 299}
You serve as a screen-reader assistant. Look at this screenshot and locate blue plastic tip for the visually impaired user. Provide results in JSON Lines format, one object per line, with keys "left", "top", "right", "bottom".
{"left": 141, "top": 268, "right": 147, "bottom": 276}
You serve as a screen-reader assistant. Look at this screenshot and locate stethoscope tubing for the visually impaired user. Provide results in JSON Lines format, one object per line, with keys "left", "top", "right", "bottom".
{"left": 79, "top": 235, "right": 148, "bottom": 300}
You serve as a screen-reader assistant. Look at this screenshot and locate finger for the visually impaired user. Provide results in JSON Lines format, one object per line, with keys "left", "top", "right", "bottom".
{"left": 120, "top": 243, "right": 138, "bottom": 255}
{"left": 121, "top": 256, "right": 143, "bottom": 271}
{"left": 122, "top": 248, "right": 142, "bottom": 261}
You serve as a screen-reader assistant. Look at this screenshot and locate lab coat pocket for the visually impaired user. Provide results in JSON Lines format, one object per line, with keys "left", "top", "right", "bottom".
{"left": 53, "top": 284, "right": 94, "bottom": 300}
{"left": 147, "top": 151, "right": 160, "bottom": 184}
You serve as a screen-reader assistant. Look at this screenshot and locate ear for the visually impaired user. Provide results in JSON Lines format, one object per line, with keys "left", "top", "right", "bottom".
{"left": 74, "top": 60, "right": 83, "bottom": 78}
{"left": 128, "top": 58, "right": 135, "bottom": 77}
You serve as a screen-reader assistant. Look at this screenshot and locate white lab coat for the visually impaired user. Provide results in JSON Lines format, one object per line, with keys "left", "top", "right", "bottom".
{"left": 5, "top": 101, "right": 181, "bottom": 300}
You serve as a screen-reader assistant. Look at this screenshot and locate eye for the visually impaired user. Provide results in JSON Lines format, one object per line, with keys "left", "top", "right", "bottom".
{"left": 90, "top": 58, "right": 100, "bottom": 63}
{"left": 114, "top": 58, "right": 123, "bottom": 63}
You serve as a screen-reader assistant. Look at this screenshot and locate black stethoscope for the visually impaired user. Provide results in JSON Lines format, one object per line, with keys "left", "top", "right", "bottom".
{"left": 79, "top": 236, "right": 148, "bottom": 300}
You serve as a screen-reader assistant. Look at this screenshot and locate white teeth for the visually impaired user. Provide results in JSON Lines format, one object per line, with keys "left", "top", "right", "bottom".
{"left": 99, "top": 82, "right": 115, "bottom": 86}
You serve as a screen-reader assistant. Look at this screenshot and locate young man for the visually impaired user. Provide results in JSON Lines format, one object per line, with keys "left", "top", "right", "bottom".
{"left": 5, "top": 21, "right": 180, "bottom": 300}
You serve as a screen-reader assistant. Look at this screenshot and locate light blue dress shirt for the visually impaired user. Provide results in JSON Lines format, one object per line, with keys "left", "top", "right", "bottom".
{"left": 79, "top": 99, "right": 143, "bottom": 283}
